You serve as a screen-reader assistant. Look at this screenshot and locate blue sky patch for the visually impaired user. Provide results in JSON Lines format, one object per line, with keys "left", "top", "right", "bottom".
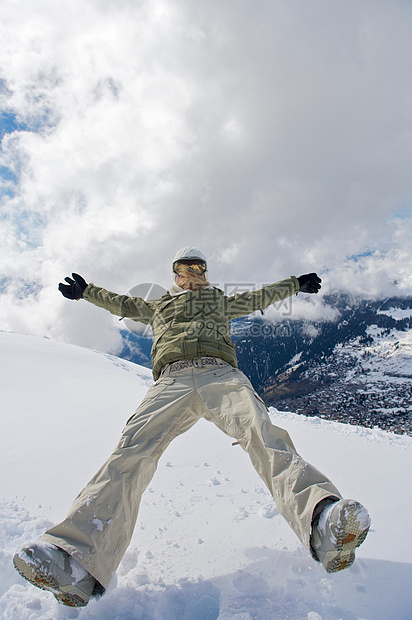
{"left": 346, "top": 250, "right": 376, "bottom": 263}
{"left": 0, "top": 111, "right": 27, "bottom": 141}
{"left": 390, "top": 202, "right": 412, "bottom": 221}
{"left": 0, "top": 275, "right": 42, "bottom": 299}
{"left": 0, "top": 165, "right": 18, "bottom": 183}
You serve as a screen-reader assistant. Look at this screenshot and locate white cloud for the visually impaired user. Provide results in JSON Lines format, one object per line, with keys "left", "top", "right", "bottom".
{"left": 264, "top": 293, "right": 340, "bottom": 325}
{"left": 0, "top": 0, "right": 411, "bottom": 351}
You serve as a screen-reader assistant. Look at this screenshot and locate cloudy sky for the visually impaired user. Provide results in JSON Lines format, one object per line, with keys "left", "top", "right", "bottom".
{"left": 1, "top": 0, "right": 411, "bottom": 353}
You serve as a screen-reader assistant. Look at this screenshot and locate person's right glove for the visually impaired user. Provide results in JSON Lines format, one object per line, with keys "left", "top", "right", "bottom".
{"left": 58, "top": 273, "right": 88, "bottom": 300}
{"left": 297, "top": 273, "right": 322, "bottom": 294}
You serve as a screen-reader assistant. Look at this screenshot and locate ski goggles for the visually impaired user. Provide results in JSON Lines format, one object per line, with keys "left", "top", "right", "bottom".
{"left": 173, "top": 259, "right": 207, "bottom": 275}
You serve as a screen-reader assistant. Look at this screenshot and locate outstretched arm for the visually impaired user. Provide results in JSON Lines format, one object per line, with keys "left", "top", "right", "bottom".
{"left": 226, "top": 276, "right": 299, "bottom": 319}
{"left": 226, "top": 272, "right": 322, "bottom": 319}
{"left": 58, "top": 273, "right": 155, "bottom": 324}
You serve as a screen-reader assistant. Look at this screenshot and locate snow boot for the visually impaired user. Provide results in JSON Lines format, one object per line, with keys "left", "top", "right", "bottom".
{"left": 13, "top": 542, "right": 96, "bottom": 607}
{"left": 311, "top": 499, "right": 371, "bottom": 573}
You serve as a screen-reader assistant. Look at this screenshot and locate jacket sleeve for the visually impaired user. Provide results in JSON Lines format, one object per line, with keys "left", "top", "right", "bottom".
{"left": 83, "top": 284, "right": 155, "bottom": 324}
{"left": 226, "top": 276, "right": 300, "bottom": 319}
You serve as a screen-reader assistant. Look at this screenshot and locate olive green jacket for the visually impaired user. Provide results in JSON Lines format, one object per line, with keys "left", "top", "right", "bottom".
{"left": 84, "top": 276, "right": 300, "bottom": 379}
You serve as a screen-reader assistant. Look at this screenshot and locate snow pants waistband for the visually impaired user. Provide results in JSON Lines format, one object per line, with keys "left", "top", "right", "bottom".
{"left": 160, "top": 356, "right": 231, "bottom": 376}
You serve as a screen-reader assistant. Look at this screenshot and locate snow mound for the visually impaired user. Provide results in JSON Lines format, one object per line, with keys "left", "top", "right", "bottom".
{"left": 1, "top": 331, "right": 411, "bottom": 619}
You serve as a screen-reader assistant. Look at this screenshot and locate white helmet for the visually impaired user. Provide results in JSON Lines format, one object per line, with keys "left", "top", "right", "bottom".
{"left": 173, "top": 247, "right": 207, "bottom": 264}
{"left": 172, "top": 247, "right": 207, "bottom": 274}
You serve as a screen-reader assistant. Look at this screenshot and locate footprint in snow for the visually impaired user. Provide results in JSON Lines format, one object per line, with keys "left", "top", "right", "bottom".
{"left": 261, "top": 503, "right": 278, "bottom": 519}
{"left": 234, "top": 507, "right": 249, "bottom": 522}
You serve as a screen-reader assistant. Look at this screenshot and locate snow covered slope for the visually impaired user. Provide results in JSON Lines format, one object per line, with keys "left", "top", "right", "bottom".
{"left": 1, "top": 332, "right": 411, "bottom": 620}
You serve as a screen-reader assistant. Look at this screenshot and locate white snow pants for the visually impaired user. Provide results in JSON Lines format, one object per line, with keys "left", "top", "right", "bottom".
{"left": 43, "top": 363, "right": 341, "bottom": 589}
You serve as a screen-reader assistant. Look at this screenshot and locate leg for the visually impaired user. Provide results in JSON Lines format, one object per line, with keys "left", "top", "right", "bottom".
{"left": 197, "top": 367, "right": 341, "bottom": 552}
{"left": 42, "top": 376, "right": 198, "bottom": 590}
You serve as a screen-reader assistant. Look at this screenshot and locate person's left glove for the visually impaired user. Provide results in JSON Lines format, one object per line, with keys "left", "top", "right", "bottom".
{"left": 58, "top": 273, "right": 88, "bottom": 300}
{"left": 297, "top": 273, "right": 322, "bottom": 294}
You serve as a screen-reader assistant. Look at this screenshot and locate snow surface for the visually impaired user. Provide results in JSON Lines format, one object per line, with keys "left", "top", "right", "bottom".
{"left": 377, "top": 308, "right": 412, "bottom": 321}
{"left": 332, "top": 325, "right": 412, "bottom": 388}
{"left": 1, "top": 331, "right": 411, "bottom": 620}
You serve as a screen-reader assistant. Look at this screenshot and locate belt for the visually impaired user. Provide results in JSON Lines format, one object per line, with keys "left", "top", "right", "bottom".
{"left": 160, "top": 357, "right": 230, "bottom": 376}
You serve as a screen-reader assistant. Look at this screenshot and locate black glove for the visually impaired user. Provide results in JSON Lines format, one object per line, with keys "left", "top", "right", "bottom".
{"left": 297, "top": 273, "right": 322, "bottom": 294}
{"left": 58, "top": 273, "right": 88, "bottom": 300}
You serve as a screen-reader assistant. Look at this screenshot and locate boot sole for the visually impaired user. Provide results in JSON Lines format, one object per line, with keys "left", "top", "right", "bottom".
{"left": 323, "top": 502, "right": 371, "bottom": 573}
{"left": 13, "top": 553, "right": 89, "bottom": 607}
